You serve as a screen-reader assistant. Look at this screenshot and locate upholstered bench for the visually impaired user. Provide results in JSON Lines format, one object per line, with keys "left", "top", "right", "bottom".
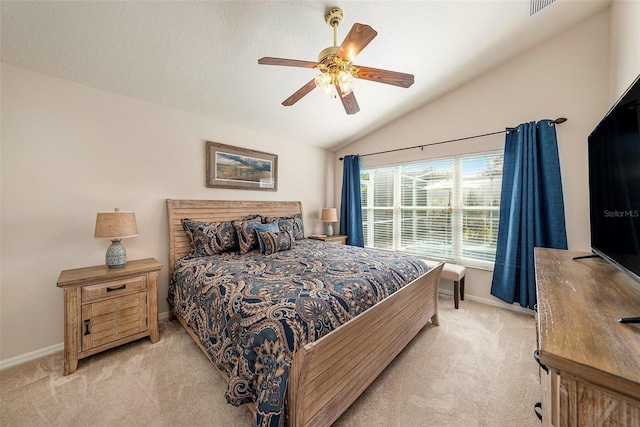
{"left": 424, "top": 260, "right": 466, "bottom": 309}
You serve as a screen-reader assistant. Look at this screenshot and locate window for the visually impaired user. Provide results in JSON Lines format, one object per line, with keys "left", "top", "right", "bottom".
{"left": 361, "top": 151, "right": 503, "bottom": 268}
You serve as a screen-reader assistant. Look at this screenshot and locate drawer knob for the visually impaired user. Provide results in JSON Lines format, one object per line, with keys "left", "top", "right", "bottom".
{"left": 106, "top": 284, "right": 126, "bottom": 292}
{"left": 83, "top": 319, "right": 91, "bottom": 335}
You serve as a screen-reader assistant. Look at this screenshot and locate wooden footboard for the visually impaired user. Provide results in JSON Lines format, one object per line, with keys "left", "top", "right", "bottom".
{"left": 288, "top": 262, "right": 442, "bottom": 427}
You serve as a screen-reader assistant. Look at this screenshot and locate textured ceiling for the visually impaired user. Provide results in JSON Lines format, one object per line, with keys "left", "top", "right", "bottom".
{"left": 1, "top": 1, "right": 610, "bottom": 150}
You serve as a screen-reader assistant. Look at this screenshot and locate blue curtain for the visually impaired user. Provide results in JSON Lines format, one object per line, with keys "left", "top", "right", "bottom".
{"left": 491, "top": 120, "right": 568, "bottom": 310}
{"left": 339, "top": 155, "right": 364, "bottom": 247}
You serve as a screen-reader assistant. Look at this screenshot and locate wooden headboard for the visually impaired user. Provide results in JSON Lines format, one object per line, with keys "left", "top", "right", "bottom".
{"left": 166, "top": 199, "right": 303, "bottom": 278}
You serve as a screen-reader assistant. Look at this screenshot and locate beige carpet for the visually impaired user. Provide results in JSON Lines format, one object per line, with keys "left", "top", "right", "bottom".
{"left": 1, "top": 295, "right": 540, "bottom": 426}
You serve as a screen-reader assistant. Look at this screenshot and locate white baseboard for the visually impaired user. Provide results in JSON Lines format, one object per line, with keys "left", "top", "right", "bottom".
{"left": 0, "top": 342, "right": 64, "bottom": 371}
{"left": 438, "top": 288, "right": 535, "bottom": 316}
{"left": 0, "top": 311, "right": 171, "bottom": 371}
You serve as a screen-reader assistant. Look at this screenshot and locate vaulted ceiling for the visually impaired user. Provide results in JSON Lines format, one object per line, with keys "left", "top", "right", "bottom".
{"left": 1, "top": 1, "right": 610, "bottom": 150}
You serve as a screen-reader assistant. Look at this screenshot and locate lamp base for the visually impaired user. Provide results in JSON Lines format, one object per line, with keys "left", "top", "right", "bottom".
{"left": 326, "top": 223, "right": 334, "bottom": 237}
{"left": 105, "top": 239, "right": 127, "bottom": 268}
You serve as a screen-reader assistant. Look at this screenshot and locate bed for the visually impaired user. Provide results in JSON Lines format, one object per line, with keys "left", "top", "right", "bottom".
{"left": 166, "top": 199, "right": 443, "bottom": 427}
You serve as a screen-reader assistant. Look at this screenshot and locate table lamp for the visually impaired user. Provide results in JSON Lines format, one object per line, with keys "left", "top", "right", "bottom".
{"left": 321, "top": 208, "right": 338, "bottom": 237}
{"left": 94, "top": 208, "right": 139, "bottom": 268}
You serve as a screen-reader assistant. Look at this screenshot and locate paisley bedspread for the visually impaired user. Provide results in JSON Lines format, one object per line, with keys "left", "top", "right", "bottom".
{"left": 167, "top": 238, "right": 429, "bottom": 427}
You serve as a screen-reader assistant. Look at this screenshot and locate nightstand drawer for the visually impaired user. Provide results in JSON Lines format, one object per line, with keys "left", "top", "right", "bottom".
{"left": 81, "top": 275, "right": 146, "bottom": 303}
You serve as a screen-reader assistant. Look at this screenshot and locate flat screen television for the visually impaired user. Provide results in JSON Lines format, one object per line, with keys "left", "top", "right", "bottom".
{"left": 588, "top": 74, "right": 640, "bottom": 283}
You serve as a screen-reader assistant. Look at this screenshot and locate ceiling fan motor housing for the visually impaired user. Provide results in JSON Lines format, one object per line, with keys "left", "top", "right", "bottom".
{"left": 318, "top": 46, "right": 339, "bottom": 63}
{"left": 317, "top": 49, "right": 358, "bottom": 80}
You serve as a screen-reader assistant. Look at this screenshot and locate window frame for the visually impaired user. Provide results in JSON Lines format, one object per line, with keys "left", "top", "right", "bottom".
{"left": 360, "top": 150, "right": 503, "bottom": 270}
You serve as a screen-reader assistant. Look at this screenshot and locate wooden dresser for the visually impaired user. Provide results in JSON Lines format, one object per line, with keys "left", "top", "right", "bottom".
{"left": 57, "top": 258, "right": 162, "bottom": 375}
{"left": 535, "top": 248, "right": 640, "bottom": 426}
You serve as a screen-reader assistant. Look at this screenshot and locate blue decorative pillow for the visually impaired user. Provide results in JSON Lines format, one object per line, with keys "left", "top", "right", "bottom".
{"left": 232, "top": 215, "right": 263, "bottom": 254}
{"left": 257, "top": 224, "right": 295, "bottom": 255}
{"left": 254, "top": 221, "right": 280, "bottom": 253}
{"left": 263, "top": 213, "right": 304, "bottom": 239}
{"left": 181, "top": 218, "right": 238, "bottom": 257}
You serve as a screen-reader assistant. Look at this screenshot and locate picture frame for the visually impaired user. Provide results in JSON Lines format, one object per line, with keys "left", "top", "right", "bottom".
{"left": 206, "top": 141, "right": 278, "bottom": 191}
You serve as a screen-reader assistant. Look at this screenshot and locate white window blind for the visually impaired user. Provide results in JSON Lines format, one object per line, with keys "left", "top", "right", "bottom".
{"left": 361, "top": 151, "right": 503, "bottom": 268}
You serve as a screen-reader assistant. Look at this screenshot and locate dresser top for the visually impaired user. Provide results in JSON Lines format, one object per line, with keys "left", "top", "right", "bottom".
{"left": 535, "top": 248, "right": 640, "bottom": 396}
{"left": 57, "top": 258, "right": 162, "bottom": 287}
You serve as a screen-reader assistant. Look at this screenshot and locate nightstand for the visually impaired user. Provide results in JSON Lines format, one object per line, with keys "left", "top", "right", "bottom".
{"left": 57, "top": 258, "right": 162, "bottom": 375}
{"left": 308, "top": 234, "right": 348, "bottom": 245}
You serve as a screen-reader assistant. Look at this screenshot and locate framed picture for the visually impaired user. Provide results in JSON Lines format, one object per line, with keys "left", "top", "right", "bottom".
{"left": 206, "top": 141, "right": 278, "bottom": 191}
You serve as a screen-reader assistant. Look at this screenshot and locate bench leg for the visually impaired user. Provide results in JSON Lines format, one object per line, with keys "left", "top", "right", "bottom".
{"left": 454, "top": 280, "right": 459, "bottom": 309}
{"left": 460, "top": 277, "right": 465, "bottom": 301}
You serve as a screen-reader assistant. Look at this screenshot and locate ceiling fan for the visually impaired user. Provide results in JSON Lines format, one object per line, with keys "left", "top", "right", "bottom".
{"left": 258, "top": 7, "right": 414, "bottom": 115}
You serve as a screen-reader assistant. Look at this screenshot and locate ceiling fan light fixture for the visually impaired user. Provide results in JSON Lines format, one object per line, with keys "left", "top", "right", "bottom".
{"left": 314, "top": 73, "right": 334, "bottom": 97}
{"left": 337, "top": 70, "right": 353, "bottom": 95}
{"left": 314, "top": 69, "right": 354, "bottom": 99}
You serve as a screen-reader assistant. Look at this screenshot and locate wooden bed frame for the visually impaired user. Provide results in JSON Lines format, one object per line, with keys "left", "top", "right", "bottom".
{"left": 166, "top": 199, "right": 443, "bottom": 427}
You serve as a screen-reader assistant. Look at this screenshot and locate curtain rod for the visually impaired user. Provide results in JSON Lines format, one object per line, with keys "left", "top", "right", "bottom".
{"left": 339, "top": 117, "right": 567, "bottom": 161}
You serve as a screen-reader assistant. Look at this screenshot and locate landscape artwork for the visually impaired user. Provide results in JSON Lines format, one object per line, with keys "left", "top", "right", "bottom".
{"left": 206, "top": 141, "right": 277, "bottom": 191}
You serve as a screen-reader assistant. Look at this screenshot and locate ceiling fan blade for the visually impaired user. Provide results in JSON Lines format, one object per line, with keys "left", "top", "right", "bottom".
{"left": 258, "top": 57, "right": 318, "bottom": 68}
{"left": 282, "top": 79, "right": 317, "bottom": 106}
{"left": 336, "top": 85, "right": 360, "bottom": 115}
{"left": 355, "top": 66, "right": 415, "bottom": 88}
{"left": 336, "top": 23, "right": 377, "bottom": 62}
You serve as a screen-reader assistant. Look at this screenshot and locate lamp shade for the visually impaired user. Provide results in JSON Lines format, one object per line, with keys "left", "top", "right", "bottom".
{"left": 94, "top": 208, "right": 138, "bottom": 239}
{"left": 321, "top": 208, "right": 338, "bottom": 223}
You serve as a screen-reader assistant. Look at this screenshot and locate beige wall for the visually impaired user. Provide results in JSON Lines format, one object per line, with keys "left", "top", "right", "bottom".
{"left": 2, "top": 0, "right": 638, "bottom": 366}
{"left": 0, "top": 65, "right": 329, "bottom": 362}
{"left": 608, "top": 0, "right": 640, "bottom": 103}
{"left": 335, "top": 3, "right": 638, "bottom": 305}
